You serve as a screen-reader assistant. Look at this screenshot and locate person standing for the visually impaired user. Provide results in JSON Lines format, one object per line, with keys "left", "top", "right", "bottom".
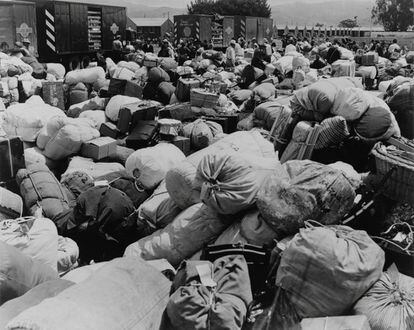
{"left": 263, "top": 38, "right": 272, "bottom": 57}
{"left": 226, "top": 39, "right": 236, "bottom": 67}
{"left": 235, "top": 39, "right": 244, "bottom": 59}
{"left": 142, "top": 38, "right": 154, "bottom": 53}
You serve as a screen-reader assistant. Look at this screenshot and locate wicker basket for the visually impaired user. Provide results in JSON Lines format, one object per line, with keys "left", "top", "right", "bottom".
{"left": 190, "top": 88, "right": 220, "bottom": 108}
{"left": 371, "top": 142, "right": 414, "bottom": 204}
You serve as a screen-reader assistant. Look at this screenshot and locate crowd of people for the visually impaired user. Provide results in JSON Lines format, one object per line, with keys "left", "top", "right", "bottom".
{"left": 102, "top": 33, "right": 413, "bottom": 92}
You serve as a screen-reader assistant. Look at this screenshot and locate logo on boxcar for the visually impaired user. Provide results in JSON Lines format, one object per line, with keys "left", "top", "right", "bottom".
{"left": 110, "top": 23, "right": 119, "bottom": 35}
{"left": 183, "top": 27, "right": 191, "bottom": 37}
{"left": 16, "top": 23, "right": 33, "bottom": 38}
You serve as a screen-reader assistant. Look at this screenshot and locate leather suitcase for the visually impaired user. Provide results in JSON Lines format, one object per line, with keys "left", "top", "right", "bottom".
{"left": 100, "top": 122, "right": 122, "bottom": 139}
{"left": 126, "top": 121, "right": 158, "bottom": 150}
{"left": 129, "top": 101, "right": 162, "bottom": 132}
{"left": 361, "top": 52, "right": 379, "bottom": 66}
{"left": 108, "top": 78, "right": 127, "bottom": 96}
{"left": 202, "top": 114, "right": 238, "bottom": 133}
{"left": 175, "top": 78, "right": 202, "bottom": 102}
{"left": 117, "top": 101, "right": 160, "bottom": 134}
{"left": 0, "top": 136, "right": 25, "bottom": 183}
{"left": 41, "top": 81, "right": 65, "bottom": 110}
{"left": 124, "top": 80, "right": 144, "bottom": 99}
{"left": 164, "top": 136, "right": 191, "bottom": 156}
{"left": 158, "top": 103, "right": 194, "bottom": 121}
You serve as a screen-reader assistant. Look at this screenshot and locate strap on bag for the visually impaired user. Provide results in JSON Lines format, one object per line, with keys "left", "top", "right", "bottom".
{"left": 0, "top": 216, "right": 36, "bottom": 238}
{"left": 341, "top": 166, "right": 396, "bottom": 225}
{"left": 26, "top": 169, "right": 68, "bottom": 215}
{"left": 372, "top": 222, "right": 414, "bottom": 254}
{"left": 297, "top": 123, "right": 322, "bottom": 160}
{"left": 7, "top": 138, "right": 14, "bottom": 178}
{"left": 267, "top": 105, "right": 290, "bottom": 144}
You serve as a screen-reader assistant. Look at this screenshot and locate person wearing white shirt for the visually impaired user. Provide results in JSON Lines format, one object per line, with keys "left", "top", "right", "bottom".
{"left": 226, "top": 40, "right": 236, "bottom": 67}
{"left": 235, "top": 42, "right": 244, "bottom": 58}
{"left": 263, "top": 38, "right": 272, "bottom": 56}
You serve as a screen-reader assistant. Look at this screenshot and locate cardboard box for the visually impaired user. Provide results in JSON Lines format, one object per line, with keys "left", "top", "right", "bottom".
{"left": 81, "top": 137, "right": 117, "bottom": 160}
{"left": 100, "top": 122, "right": 122, "bottom": 139}
{"left": 301, "top": 315, "right": 371, "bottom": 330}
{"left": 41, "top": 81, "right": 65, "bottom": 110}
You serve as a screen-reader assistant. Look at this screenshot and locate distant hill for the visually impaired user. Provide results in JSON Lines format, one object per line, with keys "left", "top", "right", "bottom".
{"left": 271, "top": 0, "right": 375, "bottom": 27}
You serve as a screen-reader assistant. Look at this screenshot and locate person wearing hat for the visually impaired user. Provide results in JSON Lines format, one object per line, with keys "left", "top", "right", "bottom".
{"left": 19, "top": 39, "right": 32, "bottom": 57}
{"left": 176, "top": 40, "right": 190, "bottom": 65}
{"left": 112, "top": 35, "right": 122, "bottom": 51}
{"left": 226, "top": 39, "right": 237, "bottom": 68}
{"left": 158, "top": 39, "right": 174, "bottom": 58}
{"left": 22, "top": 38, "right": 31, "bottom": 48}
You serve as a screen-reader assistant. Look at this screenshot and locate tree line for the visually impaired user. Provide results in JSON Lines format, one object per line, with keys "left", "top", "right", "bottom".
{"left": 187, "top": 0, "right": 413, "bottom": 32}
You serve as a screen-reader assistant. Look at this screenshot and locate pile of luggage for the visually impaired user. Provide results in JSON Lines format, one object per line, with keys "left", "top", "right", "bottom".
{"left": 0, "top": 46, "right": 413, "bottom": 330}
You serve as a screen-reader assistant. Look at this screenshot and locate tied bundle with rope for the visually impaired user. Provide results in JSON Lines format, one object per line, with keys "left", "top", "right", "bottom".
{"left": 16, "top": 164, "right": 70, "bottom": 221}
{"left": 196, "top": 152, "right": 285, "bottom": 215}
{"left": 190, "top": 88, "right": 220, "bottom": 108}
{"left": 275, "top": 221, "right": 385, "bottom": 319}
{"left": 160, "top": 255, "right": 253, "bottom": 330}
{"left": 257, "top": 160, "right": 356, "bottom": 237}
{"left": 183, "top": 119, "right": 223, "bottom": 150}
{"left": 353, "top": 264, "right": 414, "bottom": 330}
{"left": 0, "top": 216, "right": 58, "bottom": 271}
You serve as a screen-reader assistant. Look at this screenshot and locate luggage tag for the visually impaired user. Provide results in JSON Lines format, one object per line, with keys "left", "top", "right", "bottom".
{"left": 94, "top": 180, "right": 109, "bottom": 187}
{"left": 196, "top": 264, "right": 216, "bottom": 288}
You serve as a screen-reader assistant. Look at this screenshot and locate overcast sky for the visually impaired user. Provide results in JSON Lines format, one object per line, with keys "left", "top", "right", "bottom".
{"left": 136, "top": 0, "right": 373, "bottom": 7}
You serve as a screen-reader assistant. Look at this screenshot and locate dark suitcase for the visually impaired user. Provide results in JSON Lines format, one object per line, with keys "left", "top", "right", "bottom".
{"left": 158, "top": 102, "right": 194, "bottom": 121}
{"left": 108, "top": 78, "right": 127, "bottom": 96}
{"left": 98, "top": 87, "right": 110, "bottom": 98}
{"left": 129, "top": 101, "right": 161, "bottom": 133}
{"left": 201, "top": 116, "right": 229, "bottom": 133}
{"left": 202, "top": 114, "right": 238, "bottom": 133}
{"left": 175, "top": 77, "right": 202, "bottom": 102}
{"left": 126, "top": 121, "right": 158, "bottom": 150}
{"left": 124, "top": 80, "right": 144, "bottom": 99}
{"left": 166, "top": 136, "right": 191, "bottom": 156}
{"left": 0, "top": 136, "right": 25, "bottom": 183}
{"left": 100, "top": 122, "right": 122, "bottom": 139}
{"left": 41, "top": 81, "right": 65, "bottom": 110}
{"left": 142, "top": 82, "right": 159, "bottom": 101}
{"left": 119, "top": 101, "right": 160, "bottom": 134}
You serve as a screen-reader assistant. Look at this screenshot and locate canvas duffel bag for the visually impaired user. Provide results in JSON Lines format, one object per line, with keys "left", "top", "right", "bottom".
{"left": 16, "top": 164, "right": 70, "bottom": 221}
{"left": 161, "top": 255, "right": 252, "bottom": 330}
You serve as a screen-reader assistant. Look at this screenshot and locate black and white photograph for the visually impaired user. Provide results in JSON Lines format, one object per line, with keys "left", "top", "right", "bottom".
{"left": 0, "top": 0, "right": 413, "bottom": 328}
